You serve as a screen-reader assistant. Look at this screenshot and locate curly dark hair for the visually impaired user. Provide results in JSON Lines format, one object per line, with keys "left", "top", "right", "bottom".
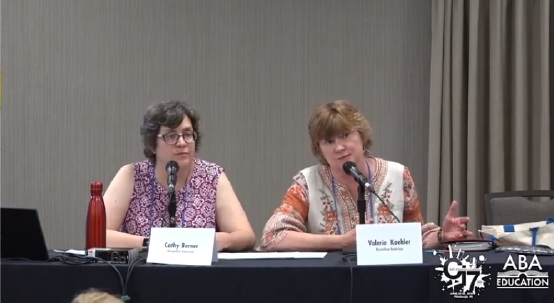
{"left": 140, "top": 100, "right": 201, "bottom": 163}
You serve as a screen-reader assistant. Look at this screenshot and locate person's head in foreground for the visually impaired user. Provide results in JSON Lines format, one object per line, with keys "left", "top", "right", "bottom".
{"left": 71, "top": 289, "right": 124, "bottom": 303}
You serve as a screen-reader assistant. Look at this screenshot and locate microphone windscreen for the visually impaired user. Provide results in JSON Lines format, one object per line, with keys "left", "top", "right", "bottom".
{"left": 342, "top": 161, "right": 356, "bottom": 174}
{"left": 166, "top": 160, "right": 180, "bottom": 173}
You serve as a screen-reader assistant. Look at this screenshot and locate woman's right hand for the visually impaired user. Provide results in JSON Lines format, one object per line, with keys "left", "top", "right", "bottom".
{"left": 341, "top": 228, "right": 357, "bottom": 248}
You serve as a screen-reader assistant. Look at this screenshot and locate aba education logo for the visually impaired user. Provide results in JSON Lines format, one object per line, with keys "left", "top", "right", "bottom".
{"left": 434, "top": 246, "right": 549, "bottom": 298}
{"left": 497, "top": 254, "right": 549, "bottom": 289}
{"left": 433, "top": 246, "right": 491, "bottom": 299}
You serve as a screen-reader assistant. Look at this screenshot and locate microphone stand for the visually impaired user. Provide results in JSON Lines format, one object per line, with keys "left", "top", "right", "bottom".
{"left": 168, "top": 192, "right": 177, "bottom": 228}
{"left": 343, "top": 182, "right": 367, "bottom": 256}
{"left": 357, "top": 183, "right": 367, "bottom": 225}
{"left": 165, "top": 162, "right": 179, "bottom": 228}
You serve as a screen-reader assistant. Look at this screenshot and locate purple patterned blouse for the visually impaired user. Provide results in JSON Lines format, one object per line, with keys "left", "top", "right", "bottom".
{"left": 120, "top": 158, "right": 223, "bottom": 237}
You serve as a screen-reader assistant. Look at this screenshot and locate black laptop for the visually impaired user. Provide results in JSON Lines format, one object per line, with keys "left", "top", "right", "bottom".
{"left": 1, "top": 207, "right": 50, "bottom": 261}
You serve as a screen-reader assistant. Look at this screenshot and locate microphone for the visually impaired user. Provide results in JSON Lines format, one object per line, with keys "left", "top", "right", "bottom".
{"left": 166, "top": 160, "right": 179, "bottom": 194}
{"left": 367, "top": 187, "right": 401, "bottom": 223}
{"left": 342, "top": 161, "right": 369, "bottom": 225}
{"left": 166, "top": 160, "right": 179, "bottom": 228}
{"left": 342, "top": 161, "right": 401, "bottom": 223}
{"left": 342, "top": 161, "right": 371, "bottom": 188}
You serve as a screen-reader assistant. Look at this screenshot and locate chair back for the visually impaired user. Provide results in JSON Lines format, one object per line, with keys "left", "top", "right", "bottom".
{"left": 484, "top": 190, "right": 554, "bottom": 225}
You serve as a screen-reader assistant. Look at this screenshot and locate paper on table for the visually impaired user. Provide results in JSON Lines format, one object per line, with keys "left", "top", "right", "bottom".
{"left": 217, "top": 252, "right": 327, "bottom": 260}
{"left": 53, "top": 249, "right": 86, "bottom": 255}
{"left": 53, "top": 250, "right": 327, "bottom": 259}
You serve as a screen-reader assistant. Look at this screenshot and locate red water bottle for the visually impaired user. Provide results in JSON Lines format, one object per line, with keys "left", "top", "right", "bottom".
{"left": 86, "top": 181, "right": 107, "bottom": 250}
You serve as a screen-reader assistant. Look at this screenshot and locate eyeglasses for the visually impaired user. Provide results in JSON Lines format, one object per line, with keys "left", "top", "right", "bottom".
{"left": 157, "top": 132, "right": 197, "bottom": 145}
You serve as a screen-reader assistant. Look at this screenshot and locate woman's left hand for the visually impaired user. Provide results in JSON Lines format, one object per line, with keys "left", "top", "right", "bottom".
{"left": 441, "top": 200, "right": 474, "bottom": 242}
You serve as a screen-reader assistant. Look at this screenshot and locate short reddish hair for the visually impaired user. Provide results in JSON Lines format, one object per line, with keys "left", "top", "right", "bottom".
{"left": 308, "top": 100, "right": 373, "bottom": 165}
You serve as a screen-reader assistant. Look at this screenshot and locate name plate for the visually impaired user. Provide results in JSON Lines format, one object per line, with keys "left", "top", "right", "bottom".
{"left": 356, "top": 222, "right": 423, "bottom": 266}
{"left": 147, "top": 227, "right": 217, "bottom": 266}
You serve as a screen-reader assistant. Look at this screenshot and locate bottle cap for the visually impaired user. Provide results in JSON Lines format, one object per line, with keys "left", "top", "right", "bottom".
{"left": 90, "top": 181, "right": 103, "bottom": 195}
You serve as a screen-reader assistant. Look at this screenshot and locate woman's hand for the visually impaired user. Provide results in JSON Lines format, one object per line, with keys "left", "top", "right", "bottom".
{"left": 341, "top": 228, "right": 357, "bottom": 248}
{"left": 441, "top": 200, "right": 474, "bottom": 242}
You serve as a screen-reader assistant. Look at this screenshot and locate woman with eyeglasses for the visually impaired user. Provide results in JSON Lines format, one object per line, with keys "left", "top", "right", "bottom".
{"left": 104, "top": 100, "right": 256, "bottom": 251}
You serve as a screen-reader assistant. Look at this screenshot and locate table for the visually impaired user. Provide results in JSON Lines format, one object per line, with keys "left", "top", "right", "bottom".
{"left": 2, "top": 251, "right": 554, "bottom": 303}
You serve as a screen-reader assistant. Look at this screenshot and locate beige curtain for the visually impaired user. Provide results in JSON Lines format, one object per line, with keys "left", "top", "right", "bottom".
{"left": 427, "top": 0, "right": 554, "bottom": 232}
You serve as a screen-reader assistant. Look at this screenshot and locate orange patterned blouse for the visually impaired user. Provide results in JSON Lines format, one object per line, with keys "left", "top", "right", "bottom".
{"left": 259, "top": 157, "right": 440, "bottom": 251}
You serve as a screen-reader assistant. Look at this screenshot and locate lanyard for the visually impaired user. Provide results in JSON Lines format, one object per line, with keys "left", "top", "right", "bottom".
{"left": 149, "top": 164, "right": 188, "bottom": 231}
{"left": 331, "top": 161, "right": 373, "bottom": 234}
